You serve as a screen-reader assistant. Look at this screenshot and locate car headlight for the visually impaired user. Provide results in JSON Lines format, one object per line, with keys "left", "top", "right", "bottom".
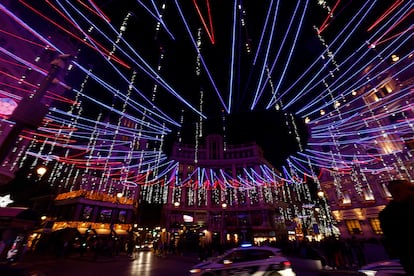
{"left": 189, "top": 268, "right": 202, "bottom": 274}
{"left": 357, "top": 269, "right": 376, "bottom": 276}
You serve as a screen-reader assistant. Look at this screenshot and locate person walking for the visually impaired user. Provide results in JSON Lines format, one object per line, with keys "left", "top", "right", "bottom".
{"left": 379, "top": 179, "right": 414, "bottom": 275}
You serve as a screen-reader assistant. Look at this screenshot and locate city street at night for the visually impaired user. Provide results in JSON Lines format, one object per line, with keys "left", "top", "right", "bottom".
{"left": 2, "top": 240, "right": 392, "bottom": 276}
{"left": 2, "top": 250, "right": 364, "bottom": 276}
{"left": 0, "top": 1, "right": 412, "bottom": 276}
{"left": 4, "top": 251, "right": 198, "bottom": 276}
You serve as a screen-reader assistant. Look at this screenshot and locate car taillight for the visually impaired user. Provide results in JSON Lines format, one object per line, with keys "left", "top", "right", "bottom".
{"left": 281, "top": 260, "right": 292, "bottom": 268}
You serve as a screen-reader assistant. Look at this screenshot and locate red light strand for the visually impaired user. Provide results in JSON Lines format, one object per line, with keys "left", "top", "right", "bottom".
{"left": 192, "top": 0, "right": 215, "bottom": 44}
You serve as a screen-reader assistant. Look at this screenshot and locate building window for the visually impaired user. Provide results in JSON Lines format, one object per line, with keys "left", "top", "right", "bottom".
{"left": 340, "top": 192, "right": 351, "bottom": 206}
{"left": 237, "top": 189, "right": 247, "bottom": 206}
{"left": 389, "top": 112, "right": 405, "bottom": 123}
{"left": 210, "top": 213, "right": 222, "bottom": 228}
{"left": 211, "top": 189, "right": 221, "bottom": 206}
{"left": 197, "top": 189, "right": 207, "bottom": 206}
{"left": 99, "top": 209, "right": 112, "bottom": 223}
{"left": 402, "top": 134, "right": 414, "bottom": 150}
{"left": 381, "top": 182, "right": 392, "bottom": 198}
{"left": 251, "top": 211, "right": 263, "bottom": 226}
{"left": 345, "top": 219, "right": 362, "bottom": 234}
{"left": 237, "top": 213, "right": 249, "bottom": 227}
{"left": 363, "top": 188, "right": 375, "bottom": 201}
{"left": 82, "top": 205, "right": 93, "bottom": 221}
{"left": 226, "top": 213, "right": 237, "bottom": 226}
{"left": 118, "top": 210, "right": 127, "bottom": 223}
{"left": 375, "top": 85, "right": 392, "bottom": 99}
{"left": 406, "top": 139, "right": 414, "bottom": 150}
{"left": 369, "top": 218, "right": 383, "bottom": 235}
{"left": 248, "top": 188, "right": 260, "bottom": 205}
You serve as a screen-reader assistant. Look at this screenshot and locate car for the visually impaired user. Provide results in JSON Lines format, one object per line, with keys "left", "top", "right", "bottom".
{"left": 139, "top": 242, "right": 153, "bottom": 251}
{"left": 189, "top": 244, "right": 296, "bottom": 276}
{"left": 358, "top": 259, "right": 405, "bottom": 275}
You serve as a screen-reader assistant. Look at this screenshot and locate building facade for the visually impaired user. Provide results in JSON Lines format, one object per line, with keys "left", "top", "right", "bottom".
{"left": 161, "top": 134, "right": 334, "bottom": 248}
{"left": 313, "top": 51, "right": 414, "bottom": 239}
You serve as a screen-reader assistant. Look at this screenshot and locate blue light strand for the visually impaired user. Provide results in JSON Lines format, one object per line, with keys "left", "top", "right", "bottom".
{"left": 250, "top": 0, "right": 280, "bottom": 109}
{"left": 60, "top": 0, "right": 194, "bottom": 124}
{"left": 227, "top": 0, "right": 238, "bottom": 112}
{"left": 284, "top": 0, "right": 377, "bottom": 110}
{"left": 173, "top": 0, "right": 229, "bottom": 114}
{"left": 136, "top": 0, "right": 175, "bottom": 40}
{"left": 266, "top": 0, "right": 308, "bottom": 109}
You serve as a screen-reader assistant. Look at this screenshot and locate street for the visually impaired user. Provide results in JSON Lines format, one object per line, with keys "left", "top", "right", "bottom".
{"left": 0, "top": 250, "right": 362, "bottom": 276}
{"left": 2, "top": 251, "right": 195, "bottom": 276}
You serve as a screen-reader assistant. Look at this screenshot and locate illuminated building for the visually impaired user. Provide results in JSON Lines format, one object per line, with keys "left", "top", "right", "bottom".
{"left": 314, "top": 51, "right": 414, "bottom": 239}
{"left": 162, "top": 134, "right": 334, "bottom": 245}
{"left": 49, "top": 190, "right": 133, "bottom": 236}
{"left": 0, "top": 1, "right": 412, "bottom": 246}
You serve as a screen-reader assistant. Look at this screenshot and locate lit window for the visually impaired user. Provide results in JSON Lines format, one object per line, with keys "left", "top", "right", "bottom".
{"left": 369, "top": 218, "right": 383, "bottom": 235}
{"left": 363, "top": 189, "right": 375, "bottom": 201}
{"left": 345, "top": 219, "right": 362, "bottom": 234}
{"left": 341, "top": 192, "right": 351, "bottom": 205}
{"left": 381, "top": 183, "right": 392, "bottom": 198}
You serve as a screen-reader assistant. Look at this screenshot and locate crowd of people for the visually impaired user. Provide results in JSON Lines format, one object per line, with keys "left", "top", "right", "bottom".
{"left": 276, "top": 236, "right": 368, "bottom": 270}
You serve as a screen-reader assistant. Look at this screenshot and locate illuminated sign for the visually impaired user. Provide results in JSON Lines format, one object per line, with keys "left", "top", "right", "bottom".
{"left": 183, "top": 215, "right": 193, "bottom": 223}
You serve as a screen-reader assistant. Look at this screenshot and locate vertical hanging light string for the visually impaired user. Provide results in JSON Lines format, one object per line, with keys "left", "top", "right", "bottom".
{"left": 58, "top": 64, "right": 86, "bottom": 190}
{"left": 194, "top": 27, "right": 203, "bottom": 166}
{"left": 91, "top": 11, "right": 133, "bottom": 195}
{"left": 82, "top": 112, "right": 102, "bottom": 192}
{"left": 118, "top": 70, "right": 138, "bottom": 199}
{"left": 140, "top": 27, "right": 167, "bottom": 202}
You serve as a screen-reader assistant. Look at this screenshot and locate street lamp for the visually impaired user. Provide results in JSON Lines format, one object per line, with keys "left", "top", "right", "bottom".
{"left": 36, "top": 166, "right": 47, "bottom": 178}
{"left": 317, "top": 190, "right": 325, "bottom": 198}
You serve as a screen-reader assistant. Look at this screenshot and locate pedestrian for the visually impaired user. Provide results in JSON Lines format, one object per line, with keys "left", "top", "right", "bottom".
{"left": 126, "top": 238, "right": 134, "bottom": 257}
{"left": 379, "top": 179, "right": 414, "bottom": 275}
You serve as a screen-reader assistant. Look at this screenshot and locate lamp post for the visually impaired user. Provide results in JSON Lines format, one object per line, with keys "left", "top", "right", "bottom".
{"left": 36, "top": 166, "right": 47, "bottom": 178}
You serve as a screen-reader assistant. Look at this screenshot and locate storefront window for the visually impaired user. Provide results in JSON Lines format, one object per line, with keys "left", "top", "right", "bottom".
{"left": 345, "top": 219, "right": 362, "bottom": 234}
{"left": 118, "top": 210, "right": 126, "bottom": 223}
{"left": 237, "top": 213, "right": 249, "bottom": 227}
{"left": 99, "top": 209, "right": 112, "bottom": 222}
{"left": 82, "top": 206, "right": 93, "bottom": 221}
